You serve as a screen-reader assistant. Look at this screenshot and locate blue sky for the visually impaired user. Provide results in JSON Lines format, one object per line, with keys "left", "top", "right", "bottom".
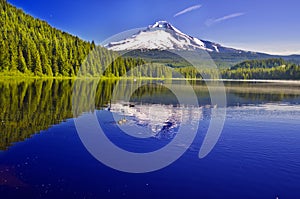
{"left": 8, "top": 0, "right": 300, "bottom": 55}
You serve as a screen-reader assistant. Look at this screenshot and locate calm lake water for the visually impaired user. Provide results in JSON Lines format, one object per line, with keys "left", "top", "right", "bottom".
{"left": 1, "top": 79, "right": 300, "bottom": 198}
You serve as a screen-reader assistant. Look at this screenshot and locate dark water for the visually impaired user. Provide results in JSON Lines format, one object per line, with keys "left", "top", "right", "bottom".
{"left": 1, "top": 79, "right": 300, "bottom": 198}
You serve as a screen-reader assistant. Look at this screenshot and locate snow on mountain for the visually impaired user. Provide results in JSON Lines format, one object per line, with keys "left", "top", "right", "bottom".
{"left": 105, "top": 21, "right": 243, "bottom": 53}
{"left": 109, "top": 102, "right": 202, "bottom": 138}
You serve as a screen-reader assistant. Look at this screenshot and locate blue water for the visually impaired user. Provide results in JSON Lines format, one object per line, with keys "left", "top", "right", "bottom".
{"left": 1, "top": 81, "right": 300, "bottom": 198}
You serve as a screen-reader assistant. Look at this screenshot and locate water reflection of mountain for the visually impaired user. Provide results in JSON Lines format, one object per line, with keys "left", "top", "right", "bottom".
{"left": 1, "top": 79, "right": 300, "bottom": 150}
{"left": 109, "top": 103, "right": 202, "bottom": 139}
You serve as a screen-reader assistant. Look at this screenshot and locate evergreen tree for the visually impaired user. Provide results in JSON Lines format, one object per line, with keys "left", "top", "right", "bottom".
{"left": 17, "top": 46, "right": 27, "bottom": 72}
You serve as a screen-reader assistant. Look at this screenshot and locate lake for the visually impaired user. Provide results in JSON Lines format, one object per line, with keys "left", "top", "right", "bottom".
{"left": 1, "top": 79, "right": 300, "bottom": 198}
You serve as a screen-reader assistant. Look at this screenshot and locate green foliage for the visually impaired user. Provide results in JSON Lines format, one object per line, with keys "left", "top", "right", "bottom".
{"left": 0, "top": 0, "right": 94, "bottom": 76}
{"left": 0, "top": 1, "right": 153, "bottom": 78}
{"left": 230, "top": 58, "right": 286, "bottom": 70}
{"left": 222, "top": 58, "right": 300, "bottom": 80}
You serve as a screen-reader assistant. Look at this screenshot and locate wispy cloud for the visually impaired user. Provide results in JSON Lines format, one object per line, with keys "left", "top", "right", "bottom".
{"left": 206, "top": 12, "right": 245, "bottom": 26}
{"left": 174, "top": 5, "right": 202, "bottom": 18}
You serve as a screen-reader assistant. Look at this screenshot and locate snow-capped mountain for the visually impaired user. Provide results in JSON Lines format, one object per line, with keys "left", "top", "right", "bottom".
{"left": 105, "top": 21, "right": 243, "bottom": 53}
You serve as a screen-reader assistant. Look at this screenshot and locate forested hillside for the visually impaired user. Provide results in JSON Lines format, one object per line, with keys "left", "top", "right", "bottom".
{"left": 0, "top": 0, "right": 92, "bottom": 76}
{"left": 0, "top": 0, "right": 144, "bottom": 77}
{"left": 221, "top": 58, "right": 300, "bottom": 80}
{"left": 231, "top": 58, "right": 287, "bottom": 70}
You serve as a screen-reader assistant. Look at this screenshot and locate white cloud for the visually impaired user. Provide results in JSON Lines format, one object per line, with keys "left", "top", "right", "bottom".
{"left": 174, "top": 5, "right": 202, "bottom": 18}
{"left": 206, "top": 12, "right": 245, "bottom": 26}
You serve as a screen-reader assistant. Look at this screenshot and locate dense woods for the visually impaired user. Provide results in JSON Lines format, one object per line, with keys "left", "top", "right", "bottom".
{"left": 230, "top": 58, "right": 286, "bottom": 70}
{"left": 222, "top": 58, "right": 300, "bottom": 80}
{"left": 0, "top": 0, "right": 92, "bottom": 76}
{"left": 0, "top": 0, "right": 143, "bottom": 77}
{"left": 169, "top": 59, "right": 300, "bottom": 80}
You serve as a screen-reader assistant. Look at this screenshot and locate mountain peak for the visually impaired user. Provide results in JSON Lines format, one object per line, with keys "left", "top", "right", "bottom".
{"left": 148, "top": 21, "right": 186, "bottom": 36}
{"left": 105, "top": 21, "right": 243, "bottom": 53}
{"left": 150, "top": 21, "right": 173, "bottom": 29}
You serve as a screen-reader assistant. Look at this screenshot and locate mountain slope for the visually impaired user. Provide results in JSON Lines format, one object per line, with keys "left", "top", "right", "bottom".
{"left": 106, "top": 21, "right": 244, "bottom": 54}
{"left": 106, "top": 21, "right": 209, "bottom": 51}
{"left": 105, "top": 21, "right": 300, "bottom": 68}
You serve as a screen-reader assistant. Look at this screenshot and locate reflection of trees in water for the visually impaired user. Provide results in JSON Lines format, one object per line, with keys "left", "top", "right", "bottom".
{"left": 230, "top": 91, "right": 300, "bottom": 105}
{"left": 222, "top": 82, "right": 300, "bottom": 106}
{"left": 0, "top": 79, "right": 74, "bottom": 150}
{"left": 1, "top": 79, "right": 300, "bottom": 150}
{"left": 129, "top": 83, "right": 178, "bottom": 105}
{"left": 233, "top": 92, "right": 285, "bottom": 102}
{"left": 0, "top": 79, "right": 186, "bottom": 150}
{"left": 0, "top": 79, "right": 123, "bottom": 150}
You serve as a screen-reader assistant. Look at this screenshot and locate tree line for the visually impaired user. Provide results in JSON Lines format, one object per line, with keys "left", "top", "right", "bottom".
{"left": 221, "top": 58, "right": 300, "bottom": 80}
{"left": 171, "top": 58, "right": 300, "bottom": 80}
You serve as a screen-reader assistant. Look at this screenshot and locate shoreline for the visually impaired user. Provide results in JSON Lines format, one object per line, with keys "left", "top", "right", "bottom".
{"left": 1, "top": 75, "right": 300, "bottom": 84}
{"left": 209, "top": 79, "right": 300, "bottom": 84}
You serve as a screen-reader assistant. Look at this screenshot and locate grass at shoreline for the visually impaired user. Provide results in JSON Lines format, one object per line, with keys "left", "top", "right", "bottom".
{"left": 1, "top": 72, "right": 300, "bottom": 84}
